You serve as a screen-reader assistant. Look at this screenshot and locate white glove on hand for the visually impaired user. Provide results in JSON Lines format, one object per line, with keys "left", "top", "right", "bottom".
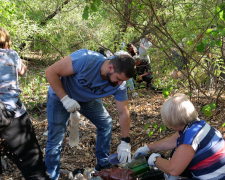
{"left": 117, "top": 141, "right": 131, "bottom": 164}
{"left": 61, "top": 95, "right": 80, "bottom": 113}
{"left": 133, "top": 145, "right": 150, "bottom": 159}
{"left": 148, "top": 153, "right": 161, "bottom": 166}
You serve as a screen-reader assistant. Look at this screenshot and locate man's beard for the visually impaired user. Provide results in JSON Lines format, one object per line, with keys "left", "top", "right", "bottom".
{"left": 107, "top": 73, "right": 118, "bottom": 87}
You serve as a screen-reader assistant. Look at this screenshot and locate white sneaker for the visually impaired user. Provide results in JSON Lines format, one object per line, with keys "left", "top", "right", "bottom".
{"left": 132, "top": 92, "right": 138, "bottom": 97}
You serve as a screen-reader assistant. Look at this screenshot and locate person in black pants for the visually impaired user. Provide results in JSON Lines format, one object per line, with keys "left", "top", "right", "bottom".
{"left": 133, "top": 58, "right": 153, "bottom": 88}
{"left": 0, "top": 27, "right": 50, "bottom": 179}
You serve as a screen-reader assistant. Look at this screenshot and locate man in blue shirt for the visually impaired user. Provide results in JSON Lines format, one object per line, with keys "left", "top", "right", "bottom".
{"left": 45, "top": 49, "right": 136, "bottom": 180}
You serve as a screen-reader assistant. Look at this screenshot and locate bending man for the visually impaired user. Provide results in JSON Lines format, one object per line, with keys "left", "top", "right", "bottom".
{"left": 45, "top": 49, "right": 136, "bottom": 180}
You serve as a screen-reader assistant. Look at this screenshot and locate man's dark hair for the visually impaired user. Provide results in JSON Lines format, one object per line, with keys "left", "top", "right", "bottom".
{"left": 109, "top": 55, "right": 136, "bottom": 78}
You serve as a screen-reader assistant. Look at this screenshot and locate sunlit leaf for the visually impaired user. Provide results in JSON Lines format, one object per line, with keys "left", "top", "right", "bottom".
{"left": 205, "top": 110, "right": 211, "bottom": 117}
{"left": 149, "top": 130, "right": 153, "bottom": 137}
{"left": 202, "top": 105, "right": 211, "bottom": 113}
{"left": 209, "top": 103, "right": 216, "bottom": 109}
{"left": 153, "top": 122, "right": 157, "bottom": 129}
{"left": 187, "top": 40, "right": 193, "bottom": 46}
{"left": 217, "top": 4, "right": 225, "bottom": 21}
{"left": 222, "top": 123, "right": 225, "bottom": 127}
{"left": 205, "top": 29, "right": 213, "bottom": 35}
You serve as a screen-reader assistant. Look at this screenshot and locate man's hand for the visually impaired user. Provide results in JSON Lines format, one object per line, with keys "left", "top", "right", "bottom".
{"left": 117, "top": 141, "right": 131, "bottom": 164}
{"left": 60, "top": 95, "right": 80, "bottom": 113}
{"left": 133, "top": 145, "right": 150, "bottom": 159}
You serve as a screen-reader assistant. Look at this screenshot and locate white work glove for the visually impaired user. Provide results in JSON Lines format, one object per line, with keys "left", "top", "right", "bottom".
{"left": 60, "top": 95, "right": 80, "bottom": 113}
{"left": 133, "top": 145, "right": 150, "bottom": 159}
{"left": 117, "top": 141, "right": 131, "bottom": 164}
{"left": 148, "top": 153, "right": 161, "bottom": 166}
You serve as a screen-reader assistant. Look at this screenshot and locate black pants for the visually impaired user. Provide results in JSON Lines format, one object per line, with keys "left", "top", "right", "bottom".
{"left": 0, "top": 112, "right": 51, "bottom": 179}
{"left": 134, "top": 74, "right": 153, "bottom": 85}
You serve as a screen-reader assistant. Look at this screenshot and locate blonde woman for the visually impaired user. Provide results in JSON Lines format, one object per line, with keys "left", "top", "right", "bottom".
{"left": 133, "top": 93, "right": 225, "bottom": 179}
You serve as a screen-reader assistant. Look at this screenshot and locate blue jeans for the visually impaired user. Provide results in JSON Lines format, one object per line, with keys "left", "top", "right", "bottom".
{"left": 45, "top": 93, "right": 113, "bottom": 180}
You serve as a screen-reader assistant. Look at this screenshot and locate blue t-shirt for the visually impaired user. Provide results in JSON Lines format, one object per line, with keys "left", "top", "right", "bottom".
{"left": 0, "top": 48, "right": 26, "bottom": 118}
{"left": 177, "top": 120, "right": 225, "bottom": 179}
{"left": 48, "top": 49, "right": 128, "bottom": 102}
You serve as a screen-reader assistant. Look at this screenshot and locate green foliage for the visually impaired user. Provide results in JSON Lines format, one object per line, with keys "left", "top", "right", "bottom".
{"left": 202, "top": 103, "right": 216, "bottom": 117}
{"left": 162, "top": 86, "right": 173, "bottom": 98}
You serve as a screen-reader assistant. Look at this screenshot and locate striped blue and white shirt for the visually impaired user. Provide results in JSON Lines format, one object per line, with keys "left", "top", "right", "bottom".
{"left": 177, "top": 120, "right": 225, "bottom": 180}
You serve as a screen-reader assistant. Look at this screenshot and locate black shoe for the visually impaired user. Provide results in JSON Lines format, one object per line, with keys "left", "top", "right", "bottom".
{"left": 94, "top": 164, "right": 111, "bottom": 172}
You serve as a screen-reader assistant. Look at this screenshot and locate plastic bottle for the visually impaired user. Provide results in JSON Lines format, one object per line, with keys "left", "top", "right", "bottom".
{"left": 129, "top": 162, "right": 150, "bottom": 176}
{"left": 69, "top": 111, "right": 80, "bottom": 147}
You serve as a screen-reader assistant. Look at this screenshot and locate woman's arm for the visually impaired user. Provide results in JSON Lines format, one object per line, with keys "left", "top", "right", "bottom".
{"left": 154, "top": 144, "right": 195, "bottom": 176}
{"left": 18, "top": 63, "right": 26, "bottom": 76}
{"left": 147, "top": 132, "right": 179, "bottom": 151}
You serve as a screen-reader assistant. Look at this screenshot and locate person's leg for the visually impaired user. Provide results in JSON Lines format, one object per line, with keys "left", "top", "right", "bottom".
{"left": 45, "top": 93, "right": 70, "bottom": 180}
{"left": 0, "top": 112, "right": 51, "bottom": 180}
{"left": 79, "top": 99, "right": 113, "bottom": 169}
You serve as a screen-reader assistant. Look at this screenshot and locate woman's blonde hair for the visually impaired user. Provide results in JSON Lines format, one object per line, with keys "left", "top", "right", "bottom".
{"left": 0, "top": 27, "right": 11, "bottom": 49}
{"left": 160, "top": 93, "right": 198, "bottom": 128}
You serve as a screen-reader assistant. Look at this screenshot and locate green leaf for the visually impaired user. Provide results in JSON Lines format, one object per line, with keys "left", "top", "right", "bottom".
{"left": 132, "top": 2, "right": 136, "bottom": 6}
{"left": 217, "top": 24, "right": 223, "bottom": 30}
{"left": 163, "top": 88, "right": 169, "bottom": 98}
{"left": 159, "top": 127, "right": 162, "bottom": 133}
{"left": 149, "top": 130, "right": 153, "bottom": 137}
{"left": 167, "top": 40, "right": 171, "bottom": 45}
{"left": 167, "top": 86, "right": 173, "bottom": 91}
{"left": 196, "top": 41, "right": 205, "bottom": 53}
{"left": 188, "top": 92, "right": 192, "bottom": 97}
{"left": 209, "top": 103, "right": 216, "bottom": 109}
{"left": 82, "top": 10, "right": 89, "bottom": 20}
{"left": 145, "top": 124, "right": 150, "bottom": 130}
{"left": 202, "top": 105, "right": 211, "bottom": 113}
{"left": 160, "top": 47, "right": 167, "bottom": 51}
{"left": 217, "top": 4, "right": 225, "bottom": 21}
{"left": 216, "top": 40, "right": 222, "bottom": 47}
{"left": 205, "top": 110, "right": 211, "bottom": 117}
{"left": 128, "top": 4, "right": 131, "bottom": 9}
{"left": 210, "top": 40, "right": 216, "bottom": 47}
{"left": 205, "top": 29, "right": 214, "bottom": 35}
{"left": 153, "top": 122, "right": 157, "bottom": 129}
{"left": 220, "top": 28, "right": 225, "bottom": 36}
{"left": 160, "top": 124, "right": 167, "bottom": 130}
{"left": 187, "top": 41, "right": 193, "bottom": 46}
{"left": 212, "top": 30, "right": 219, "bottom": 38}
{"left": 222, "top": 123, "right": 225, "bottom": 127}
{"left": 96, "top": 0, "right": 101, "bottom": 7}
{"left": 91, "top": 3, "right": 97, "bottom": 12}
